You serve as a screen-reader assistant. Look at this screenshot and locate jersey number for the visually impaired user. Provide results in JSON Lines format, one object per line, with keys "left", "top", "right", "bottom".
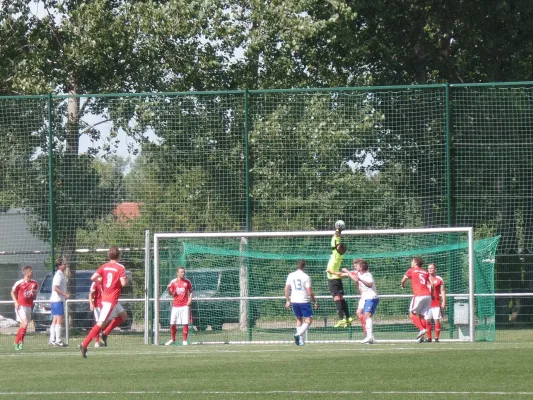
{"left": 293, "top": 279, "right": 303, "bottom": 290}
{"left": 105, "top": 272, "right": 114, "bottom": 288}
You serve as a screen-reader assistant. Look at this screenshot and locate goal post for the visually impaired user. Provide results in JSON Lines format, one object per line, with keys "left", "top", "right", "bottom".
{"left": 152, "top": 228, "right": 498, "bottom": 345}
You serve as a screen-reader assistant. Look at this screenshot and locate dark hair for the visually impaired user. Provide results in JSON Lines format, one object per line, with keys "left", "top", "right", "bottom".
{"left": 412, "top": 257, "right": 424, "bottom": 267}
{"left": 22, "top": 265, "right": 33, "bottom": 274}
{"left": 297, "top": 259, "right": 306, "bottom": 269}
{"left": 353, "top": 258, "right": 368, "bottom": 271}
{"left": 108, "top": 246, "right": 121, "bottom": 261}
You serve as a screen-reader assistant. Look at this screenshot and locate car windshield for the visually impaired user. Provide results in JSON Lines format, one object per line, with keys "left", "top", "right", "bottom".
{"left": 75, "top": 274, "right": 94, "bottom": 293}
{"left": 39, "top": 275, "right": 53, "bottom": 294}
{"left": 186, "top": 271, "right": 220, "bottom": 292}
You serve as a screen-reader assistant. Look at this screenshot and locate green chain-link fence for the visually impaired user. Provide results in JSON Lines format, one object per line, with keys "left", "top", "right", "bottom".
{"left": 1, "top": 82, "right": 533, "bottom": 343}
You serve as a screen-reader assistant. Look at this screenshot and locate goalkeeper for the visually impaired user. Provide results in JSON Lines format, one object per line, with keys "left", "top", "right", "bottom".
{"left": 326, "top": 223, "right": 351, "bottom": 328}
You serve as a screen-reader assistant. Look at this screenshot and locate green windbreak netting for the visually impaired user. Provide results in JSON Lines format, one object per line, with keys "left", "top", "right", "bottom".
{"left": 157, "top": 233, "right": 499, "bottom": 343}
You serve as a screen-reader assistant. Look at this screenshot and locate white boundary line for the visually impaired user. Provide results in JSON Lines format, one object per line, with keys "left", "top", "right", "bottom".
{"left": 0, "top": 390, "right": 532, "bottom": 396}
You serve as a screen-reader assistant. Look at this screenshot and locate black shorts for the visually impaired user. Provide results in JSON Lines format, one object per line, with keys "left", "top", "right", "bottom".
{"left": 328, "top": 279, "right": 344, "bottom": 297}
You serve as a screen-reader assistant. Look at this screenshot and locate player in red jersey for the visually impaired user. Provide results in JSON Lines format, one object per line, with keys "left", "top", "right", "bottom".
{"left": 165, "top": 266, "right": 193, "bottom": 346}
{"left": 11, "top": 266, "right": 39, "bottom": 350}
{"left": 79, "top": 246, "right": 128, "bottom": 358}
{"left": 89, "top": 280, "right": 108, "bottom": 347}
{"left": 400, "top": 257, "right": 434, "bottom": 342}
{"left": 424, "top": 263, "right": 446, "bottom": 342}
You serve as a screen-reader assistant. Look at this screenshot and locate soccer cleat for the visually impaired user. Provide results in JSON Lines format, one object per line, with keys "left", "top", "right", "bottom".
{"left": 426, "top": 338, "right": 432, "bottom": 342}
{"left": 94, "top": 341, "right": 101, "bottom": 348}
{"left": 182, "top": 341, "right": 188, "bottom": 346}
{"left": 334, "top": 318, "right": 348, "bottom": 328}
{"left": 55, "top": 341, "right": 65, "bottom": 347}
{"left": 417, "top": 337, "right": 425, "bottom": 343}
{"left": 48, "top": 341, "right": 56, "bottom": 346}
{"left": 18, "top": 343, "right": 23, "bottom": 350}
{"left": 14, "top": 343, "right": 21, "bottom": 351}
{"left": 346, "top": 317, "right": 354, "bottom": 327}
{"left": 79, "top": 344, "right": 87, "bottom": 358}
{"left": 297, "top": 335, "right": 305, "bottom": 346}
{"left": 294, "top": 335, "right": 300, "bottom": 345}
{"left": 165, "top": 340, "right": 175, "bottom": 346}
{"left": 101, "top": 332, "right": 108, "bottom": 347}
{"left": 361, "top": 336, "right": 375, "bottom": 344}
{"left": 434, "top": 338, "right": 440, "bottom": 343}
{"left": 416, "top": 329, "right": 426, "bottom": 339}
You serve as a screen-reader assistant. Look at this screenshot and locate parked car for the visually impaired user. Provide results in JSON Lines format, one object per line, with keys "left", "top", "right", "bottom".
{"left": 160, "top": 268, "right": 259, "bottom": 331}
{"left": 33, "top": 269, "right": 133, "bottom": 331}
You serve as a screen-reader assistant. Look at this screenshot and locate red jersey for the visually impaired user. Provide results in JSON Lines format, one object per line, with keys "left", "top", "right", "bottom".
{"left": 90, "top": 281, "right": 103, "bottom": 308}
{"left": 169, "top": 278, "right": 193, "bottom": 307}
{"left": 96, "top": 261, "right": 127, "bottom": 304}
{"left": 430, "top": 275, "right": 445, "bottom": 307}
{"left": 404, "top": 267, "right": 431, "bottom": 296}
{"left": 12, "top": 279, "right": 38, "bottom": 307}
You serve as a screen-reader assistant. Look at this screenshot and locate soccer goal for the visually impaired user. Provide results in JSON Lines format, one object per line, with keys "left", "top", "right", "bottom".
{"left": 152, "top": 228, "right": 499, "bottom": 345}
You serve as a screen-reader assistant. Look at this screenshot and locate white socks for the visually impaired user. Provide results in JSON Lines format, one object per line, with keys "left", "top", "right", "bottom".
{"left": 365, "top": 317, "right": 373, "bottom": 336}
{"left": 296, "top": 322, "right": 309, "bottom": 336}
{"left": 55, "top": 324, "right": 62, "bottom": 343}
{"left": 49, "top": 324, "right": 56, "bottom": 342}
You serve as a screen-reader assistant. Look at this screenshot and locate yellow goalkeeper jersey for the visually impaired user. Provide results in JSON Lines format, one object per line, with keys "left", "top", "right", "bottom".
{"left": 326, "top": 234, "right": 344, "bottom": 279}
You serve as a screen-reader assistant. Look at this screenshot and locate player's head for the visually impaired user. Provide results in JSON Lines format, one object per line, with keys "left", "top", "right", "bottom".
{"left": 22, "top": 265, "right": 33, "bottom": 277}
{"left": 176, "top": 266, "right": 185, "bottom": 278}
{"left": 55, "top": 257, "right": 68, "bottom": 270}
{"left": 412, "top": 257, "right": 424, "bottom": 268}
{"left": 428, "top": 263, "right": 436, "bottom": 275}
{"left": 108, "top": 246, "right": 120, "bottom": 261}
{"left": 336, "top": 243, "right": 347, "bottom": 255}
{"left": 353, "top": 258, "right": 368, "bottom": 272}
{"left": 297, "top": 259, "right": 306, "bottom": 270}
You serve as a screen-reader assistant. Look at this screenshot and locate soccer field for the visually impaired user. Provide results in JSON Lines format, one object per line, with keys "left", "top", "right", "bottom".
{"left": 0, "top": 340, "right": 532, "bottom": 400}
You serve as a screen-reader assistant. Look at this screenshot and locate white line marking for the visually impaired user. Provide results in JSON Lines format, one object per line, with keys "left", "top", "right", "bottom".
{"left": 0, "top": 391, "right": 532, "bottom": 396}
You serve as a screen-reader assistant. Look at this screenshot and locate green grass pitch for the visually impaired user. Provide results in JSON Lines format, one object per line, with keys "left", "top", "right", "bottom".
{"left": 1, "top": 340, "right": 532, "bottom": 400}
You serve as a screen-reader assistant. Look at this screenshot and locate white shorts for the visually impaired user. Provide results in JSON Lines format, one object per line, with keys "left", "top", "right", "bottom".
{"left": 409, "top": 296, "right": 431, "bottom": 316}
{"left": 93, "top": 307, "right": 102, "bottom": 321}
{"left": 15, "top": 306, "right": 32, "bottom": 322}
{"left": 98, "top": 302, "right": 125, "bottom": 323}
{"left": 170, "top": 306, "right": 190, "bottom": 325}
{"left": 425, "top": 306, "right": 442, "bottom": 321}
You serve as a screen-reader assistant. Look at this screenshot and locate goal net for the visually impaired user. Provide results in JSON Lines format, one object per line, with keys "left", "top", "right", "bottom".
{"left": 153, "top": 228, "right": 499, "bottom": 344}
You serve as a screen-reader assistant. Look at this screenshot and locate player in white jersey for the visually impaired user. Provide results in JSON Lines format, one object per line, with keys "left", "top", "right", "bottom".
{"left": 49, "top": 258, "right": 70, "bottom": 347}
{"left": 343, "top": 259, "right": 379, "bottom": 344}
{"left": 285, "top": 259, "right": 318, "bottom": 346}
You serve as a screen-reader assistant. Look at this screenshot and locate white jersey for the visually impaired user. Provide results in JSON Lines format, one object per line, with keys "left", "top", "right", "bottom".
{"left": 358, "top": 271, "right": 378, "bottom": 300}
{"left": 50, "top": 270, "right": 67, "bottom": 302}
{"left": 285, "top": 269, "right": 312, "bottom": 303}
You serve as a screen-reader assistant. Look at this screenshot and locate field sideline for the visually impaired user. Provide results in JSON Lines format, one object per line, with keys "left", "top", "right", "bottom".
{"left": 0, "top": 341, "right": 532, "bottom": 400}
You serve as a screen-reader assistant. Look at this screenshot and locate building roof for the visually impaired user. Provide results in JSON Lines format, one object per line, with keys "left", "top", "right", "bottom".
{"left": 112, "top": 202, "right": 141, "bottom": 222}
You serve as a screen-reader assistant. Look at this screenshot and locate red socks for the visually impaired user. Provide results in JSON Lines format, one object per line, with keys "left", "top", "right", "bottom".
{"left": 171, "top": 325, "right": 177, "bottom": 341}
{"left": 104, "top": 316, "right": 125, "bottom": 335}
{"left": 83, "top": 325, "right": 102, "bottom": 348}
{"left": 410, "top": 314, "right": 423, "bottom": 330}
{"left": 359, "top": 316, "right": 367, "bottom": 334}
{"left": 15, "top": 327, "right": 27, "bottom": 343}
